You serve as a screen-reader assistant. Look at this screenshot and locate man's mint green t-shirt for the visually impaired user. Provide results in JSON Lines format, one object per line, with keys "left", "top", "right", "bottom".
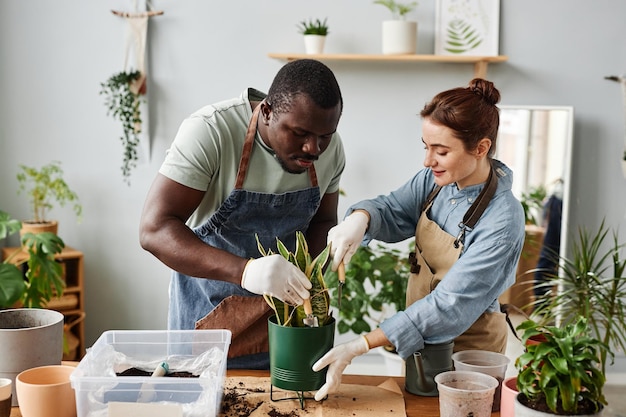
{"left": 159, "top": 88, "right": 346, "bottom": 229}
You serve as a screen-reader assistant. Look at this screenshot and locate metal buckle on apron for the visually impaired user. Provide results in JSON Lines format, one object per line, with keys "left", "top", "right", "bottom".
{"left": 454, "top": 223, "right": 473, "bottom": 248}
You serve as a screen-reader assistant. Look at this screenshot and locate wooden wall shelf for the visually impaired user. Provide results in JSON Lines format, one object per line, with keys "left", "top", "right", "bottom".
{"left": 268, "top": 53, "right": 508, "bottom": 79}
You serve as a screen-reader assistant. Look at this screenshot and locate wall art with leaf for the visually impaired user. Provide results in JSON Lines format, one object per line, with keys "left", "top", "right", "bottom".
{"left": 435, "top": 0, "right": 500, "bottom": 56}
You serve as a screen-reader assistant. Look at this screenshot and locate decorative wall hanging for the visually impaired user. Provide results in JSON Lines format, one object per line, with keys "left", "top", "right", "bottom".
{"left": 435, "top": 0, "right": 500, "bottom": 57}
{"left": 605, "top": 74, "right": 626, "bottom": 178}
{"left": 100, "top": 2, "right": 163, "bottom": 184}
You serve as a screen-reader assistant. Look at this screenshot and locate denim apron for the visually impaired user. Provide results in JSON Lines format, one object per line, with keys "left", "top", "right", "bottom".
{"left": 168, "top": 105, "right": 321, "bottom": 369}
{"left": 406, "top": 164, "right": 508, "bottom": 353}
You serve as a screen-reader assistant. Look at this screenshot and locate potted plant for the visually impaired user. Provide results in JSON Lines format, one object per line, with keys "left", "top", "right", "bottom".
{"left": 258, "top": 231, "right": 334, "bottom": 403}
{"left": 373, "top": 0, "right": 418, "bottom": 54}
{"left": 297, "top": 18, "right": 329, "bottom": 55}
{"left": 514, "top": 316, "right": 607, "bottom": 416}
{"left": 100, "top": 70, "right": 144, "bottom": 184}
{"left": 530, "top": 219, "right": 626, "bottom": 376}
{"left": 0, "top": 210, "right": 66, "bottom": 309}
{"left": 16, "top": 161, "right": 82, "bottom": 236}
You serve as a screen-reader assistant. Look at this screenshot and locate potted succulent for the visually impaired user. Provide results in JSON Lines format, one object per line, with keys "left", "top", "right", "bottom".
{"left": 100, "top": 70, "right": 145, "bottom": 184}
{"left": 258, "top": 231, "right": 334, "bottom": 403}
{"left": 514, "top": 317, "right": 607, "bottom": 416}
{"left": 373, "top": 0, "right": 418, "bottom": 54}
{"left": 0, "top": 210, "right": 66, "bottom": 309}
{"left": 16, "top": 161, "right": 82, "bottom": 236}
{"left": 297, "top": 17, "right": 329, "bottom": 55}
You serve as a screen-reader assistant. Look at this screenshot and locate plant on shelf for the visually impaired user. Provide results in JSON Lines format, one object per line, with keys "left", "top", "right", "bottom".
{"left": 17, "top": 161, "right": 82, "bottom": 231}
{"left": 258, "top": 231, "right": 332, "bottom": 327}
{"left": 530, "top": 219, "right": 626, "bottom": 377}
{"left": 100, "top": 70, "right": 144, "bottom": 184}
{"left": 325, "top": 241, "right": 411, "bottom": 336}
{"left": 374, "top": 0, "right": 418, "bottom": 20}
{"left": 515, "top": 316, "right": 607, "bottom": 415}
{"left": 0, "top": 210, "right": 65, "bottom": 309}
{"left": 297, "top": 17, "right": 329, "bottom": 36}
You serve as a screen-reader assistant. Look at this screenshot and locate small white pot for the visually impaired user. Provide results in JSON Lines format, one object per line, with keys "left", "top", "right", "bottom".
{"left": 303, "top": 34, "right": 326, "bottom": 55}
{"left": 621, "top": 159, "right": 626, "bottom": 178}
{"left": 382, "top": 20, "right": 417, "bottom": 55}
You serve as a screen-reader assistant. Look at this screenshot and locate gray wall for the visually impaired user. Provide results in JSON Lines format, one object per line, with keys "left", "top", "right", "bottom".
{"left": 1, "top": 0, "right": 625, "bottom": 364}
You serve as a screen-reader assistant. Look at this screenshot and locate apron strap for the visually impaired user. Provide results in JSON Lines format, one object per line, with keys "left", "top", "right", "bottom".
{"left": 235, "top": 105, "right": 261, "bottom": 189}
{"left": 453, "top": 162, "right": 498, "bottom": 247}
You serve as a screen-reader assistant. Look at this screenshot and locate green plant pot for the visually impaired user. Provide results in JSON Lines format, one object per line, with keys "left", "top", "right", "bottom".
{"left": 268, "top": 316, "right": 335, "bottom": 392}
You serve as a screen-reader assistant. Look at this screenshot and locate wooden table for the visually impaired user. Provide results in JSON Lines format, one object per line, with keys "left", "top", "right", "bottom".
{"left": 11, "top": 370, "right": 501, "bottom": 416}
{"left": 228, "top": 369, "right": 500, "bottom": 417}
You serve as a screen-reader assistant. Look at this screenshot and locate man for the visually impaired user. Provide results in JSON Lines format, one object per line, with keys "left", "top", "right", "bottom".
{"left": 139, "top": 59, "right": 345, "bottom": 369}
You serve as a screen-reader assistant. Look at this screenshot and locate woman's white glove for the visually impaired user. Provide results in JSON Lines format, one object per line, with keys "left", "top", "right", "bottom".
{"left": 241, "top": 254, "right": 311, "bottom": 305}
{"left": 327, "top": 211, "right": 369, "bottom": 271}
{"left": 312, "top": 336, "right": 370, "bottom": 401}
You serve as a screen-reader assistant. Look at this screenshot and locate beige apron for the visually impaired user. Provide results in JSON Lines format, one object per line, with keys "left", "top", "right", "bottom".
{"left": 406, "top": 166, "right": 507, "bottom": 354}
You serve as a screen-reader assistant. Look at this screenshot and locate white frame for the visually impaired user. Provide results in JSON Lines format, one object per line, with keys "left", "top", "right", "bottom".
{"left": 496, "top": 105, "right": 575, "bottom": 264}
{"left": 435, "top": 0, "right": 501, "bottom": 56}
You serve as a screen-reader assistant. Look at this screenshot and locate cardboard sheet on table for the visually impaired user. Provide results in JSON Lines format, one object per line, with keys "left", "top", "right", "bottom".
{"left": 220, "top": 376, "right": 405, "bottom": 416}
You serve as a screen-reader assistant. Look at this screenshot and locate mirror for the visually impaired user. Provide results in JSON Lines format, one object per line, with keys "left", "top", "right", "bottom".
{"left": 495, "top": 105, "right": 574, "bottom": 310}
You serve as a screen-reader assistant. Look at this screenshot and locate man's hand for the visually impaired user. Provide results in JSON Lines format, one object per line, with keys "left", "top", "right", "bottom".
{"left": 327, "top": 211, "right": 369, "bottom": 271}
{"left": 241, "top": 254, "right": 311, "bottom": 305}
{"left": 312, "top": 336, "right": 370, "bottom": 401}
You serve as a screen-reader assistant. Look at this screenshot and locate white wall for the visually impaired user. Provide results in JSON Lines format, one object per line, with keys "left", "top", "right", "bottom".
{"left": 1, "top": 1, "right": 625, "bottom": 372}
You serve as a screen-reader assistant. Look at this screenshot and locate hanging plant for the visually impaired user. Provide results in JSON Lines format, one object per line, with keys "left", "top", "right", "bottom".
{"left": 100, "top": 70, "right": 144, "bottom": 184}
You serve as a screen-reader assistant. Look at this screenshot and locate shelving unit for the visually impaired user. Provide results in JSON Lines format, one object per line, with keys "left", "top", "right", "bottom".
{"left": 268, "top": 53, "right": 508, "bottom": 79}
{"left": 2, "top": 246, "right": 86, "bottom": 360}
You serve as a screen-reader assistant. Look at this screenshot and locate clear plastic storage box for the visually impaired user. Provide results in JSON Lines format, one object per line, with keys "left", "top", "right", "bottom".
{"left": 70, "top": 329, "right": 231, "bottom": 417}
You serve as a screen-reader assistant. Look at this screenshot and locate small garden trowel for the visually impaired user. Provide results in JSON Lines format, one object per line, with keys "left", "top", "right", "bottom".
{"left": 337, "top": 262, "right": 346, "bottom": 311}
{"left": 302, "top": 298, "right": 319, "bottom": 327}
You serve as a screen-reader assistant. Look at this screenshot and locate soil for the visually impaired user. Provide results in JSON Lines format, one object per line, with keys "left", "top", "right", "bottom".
{"left": 219, "top": 380, "right": 307, "bottom": 417}
{"left": 116, "top": 367, "right": 197, "bottom": 378}
{"left": 518, "top": 393, "right": 602, "bottom": 415}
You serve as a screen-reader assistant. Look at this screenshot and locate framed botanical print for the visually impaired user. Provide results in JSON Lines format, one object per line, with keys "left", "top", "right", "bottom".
{"left": 435, "top": 0, "right": 501, "bottom": 56}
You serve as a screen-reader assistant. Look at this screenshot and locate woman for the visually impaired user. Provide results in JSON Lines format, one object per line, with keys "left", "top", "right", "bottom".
{"left": 313, "top": 78, "right": 526, "bottom": 401}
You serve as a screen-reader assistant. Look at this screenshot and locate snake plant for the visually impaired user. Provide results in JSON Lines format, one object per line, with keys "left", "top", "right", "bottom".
{"left": 258, "top": 231, "right": 332, "bottom": 327}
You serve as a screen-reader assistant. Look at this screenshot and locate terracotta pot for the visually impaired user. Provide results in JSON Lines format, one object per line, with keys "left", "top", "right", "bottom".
{"left": 500, "top": 376, "right": 518, "bottom": 417}
{"left": 19, "top": 221, "right": 59, "bottom": 237}
{"left": 16, "top": 365, "right": 76, "bottom": 417}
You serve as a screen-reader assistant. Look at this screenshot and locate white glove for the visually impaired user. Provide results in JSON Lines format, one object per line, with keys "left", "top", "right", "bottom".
{"left": 241, "top": 255, "right": 311, "bottom": 305}
{"left": 327, "top": 211, "right": 369, "bottom": 271}
{"left": 312, "top": 336, "right": 370, "bottom": 401}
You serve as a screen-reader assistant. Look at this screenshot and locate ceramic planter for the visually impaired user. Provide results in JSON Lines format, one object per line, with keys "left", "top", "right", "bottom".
{"left": 303, "top": 35, "right": 326, "bottom": 54}
{"left": 0, "top": 309, "right": 64, "bottom": 406}
{"left": 268, "top": 316, "right": 335, "bottom": 392}
{"left": 381, "top": 20, "right": 417, "bottom": 55}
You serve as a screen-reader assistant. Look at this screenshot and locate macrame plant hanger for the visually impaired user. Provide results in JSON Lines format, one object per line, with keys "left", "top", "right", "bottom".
{"left": 110, "top": 0, "right": 163, "bottom": 180}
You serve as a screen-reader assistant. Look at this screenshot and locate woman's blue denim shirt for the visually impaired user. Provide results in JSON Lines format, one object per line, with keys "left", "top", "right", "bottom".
{"left": 347, "top": 159, "right": 526, "bottom": 360}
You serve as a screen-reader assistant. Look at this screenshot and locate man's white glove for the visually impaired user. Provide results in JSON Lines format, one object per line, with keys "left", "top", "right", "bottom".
{"left": 327, "top": 211, "right": 369, "bottom": 271}
{"left": 312, "top": 336, "right": 370, "bottom": 401}
{"left": 241, "top": 254, "right": 311, "bottom": 305}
